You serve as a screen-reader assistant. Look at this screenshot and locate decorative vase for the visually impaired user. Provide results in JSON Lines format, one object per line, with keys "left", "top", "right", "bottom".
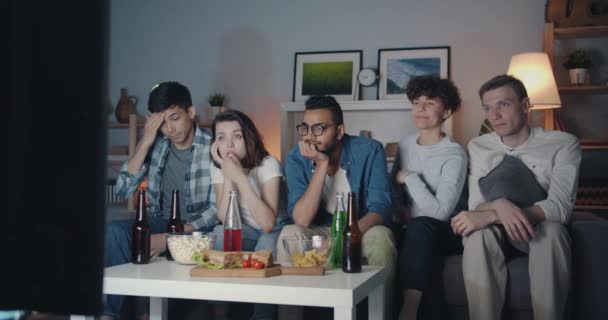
{"left": 568, "top": 68, "right": 588, "bottom": 86}
{"left": 115, "top": 88, "right": 138, "bottom": 123}
{"left": 209, "top": 106, "right": 225, "bottom": 120}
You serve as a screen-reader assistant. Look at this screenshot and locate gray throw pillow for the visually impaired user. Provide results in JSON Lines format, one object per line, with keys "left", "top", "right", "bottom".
{"left": 478, "top": 155, "right": 547, "bottom": 208}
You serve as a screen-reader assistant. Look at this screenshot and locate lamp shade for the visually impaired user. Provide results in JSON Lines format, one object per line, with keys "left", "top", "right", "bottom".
{"left": 507, "top": 52, "right": 561, "bottom": 110}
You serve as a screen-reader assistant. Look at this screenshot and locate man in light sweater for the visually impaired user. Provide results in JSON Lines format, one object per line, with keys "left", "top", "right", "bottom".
{"left": 451, "top": 75, "right": 581, "bottom": 320}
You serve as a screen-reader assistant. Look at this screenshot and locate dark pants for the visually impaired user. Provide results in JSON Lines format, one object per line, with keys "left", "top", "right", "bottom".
{"left": 104, "top": 217, "right": 215, "bottom": 317}
{"left": 104, "top": 217, "right": 168, "bottom": 317}
{"left": 399, "top": 216, "right": 463, "bottom": 320}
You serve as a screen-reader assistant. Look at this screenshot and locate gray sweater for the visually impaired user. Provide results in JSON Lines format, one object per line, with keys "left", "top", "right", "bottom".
{"left": 397, "top": 134, "right": 467, "bottom": 222}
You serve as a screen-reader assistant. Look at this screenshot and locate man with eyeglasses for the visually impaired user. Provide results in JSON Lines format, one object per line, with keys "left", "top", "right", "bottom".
{"left": 277, "top": 95, "right": 397, "bottom": 319}
{"left": 451, "top": 75, "right": 581, "bottom": 320}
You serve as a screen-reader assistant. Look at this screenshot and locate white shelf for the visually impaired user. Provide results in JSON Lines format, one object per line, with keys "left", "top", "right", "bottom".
{"left": 280, "top": 100, "right": 453, "bottom": 161}
{"left": 281, "top": 100, "right": 411, "bottom": 112}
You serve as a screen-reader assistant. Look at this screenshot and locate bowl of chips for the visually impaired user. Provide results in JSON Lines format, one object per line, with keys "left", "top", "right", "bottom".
{"left": 281, "top": 235, "right": 330, "bottom": 268}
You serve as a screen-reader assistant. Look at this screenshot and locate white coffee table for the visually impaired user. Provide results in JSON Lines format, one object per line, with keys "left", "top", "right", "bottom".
{"left": 72, "top": 257, "right": 386, "bottom": 320}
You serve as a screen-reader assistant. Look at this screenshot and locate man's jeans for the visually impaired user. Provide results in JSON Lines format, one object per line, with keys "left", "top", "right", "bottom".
{"left": 104, "top": 217, "right": 166, "bottom": 317}
{"left": 103, "top": 217, "right": 214, "bottom": 317}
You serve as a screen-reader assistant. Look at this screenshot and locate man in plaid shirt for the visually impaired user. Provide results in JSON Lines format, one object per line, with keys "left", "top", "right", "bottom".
{"left": 103, "top": 81, "right": 218, "bottom": 319}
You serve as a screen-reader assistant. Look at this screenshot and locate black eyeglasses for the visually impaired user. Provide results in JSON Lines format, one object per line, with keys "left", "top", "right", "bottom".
{"left": 296, "top": 123, "right": 336, "bottom": 136}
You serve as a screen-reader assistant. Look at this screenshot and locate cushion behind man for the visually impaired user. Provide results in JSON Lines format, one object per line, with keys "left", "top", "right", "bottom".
{"left": 478, "top": 155, "right": 547, "bottom": 208}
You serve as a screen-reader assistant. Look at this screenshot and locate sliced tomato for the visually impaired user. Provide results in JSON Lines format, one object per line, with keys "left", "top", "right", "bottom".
{"left": 252, "top": 260, "right": 264, "bottom": 269}
{"left": 242, "top": 260, "right": 252, "bottom": 268}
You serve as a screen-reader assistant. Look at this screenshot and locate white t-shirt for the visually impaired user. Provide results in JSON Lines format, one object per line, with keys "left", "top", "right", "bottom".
{"left": 210, "top": 156, "right": 283, "bottom": 229}
{"left": 322, "top": 168, "right": 351, "bottom": 214}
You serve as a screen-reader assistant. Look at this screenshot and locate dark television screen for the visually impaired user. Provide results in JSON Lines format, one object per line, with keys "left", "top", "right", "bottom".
{"left": 3, "top": 0, "right": 108, "bottom": 315}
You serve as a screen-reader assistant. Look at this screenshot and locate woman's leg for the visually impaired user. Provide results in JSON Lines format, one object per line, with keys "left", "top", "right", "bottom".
{"left": 252, "top": 224, "right": 286, "bottom": 320}
{"left": 399, "top": 217, "right": 456, "bottom": 320}
{"left": 255, "top": 222, "right": 285, "bottom": 259}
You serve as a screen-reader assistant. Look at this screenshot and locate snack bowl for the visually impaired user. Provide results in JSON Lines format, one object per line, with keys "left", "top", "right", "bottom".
{"left": 166, "top": 232, "right": 215, "bottom": 264}
{"left": 281, "top": 235, "right": 331, "bottom": 268}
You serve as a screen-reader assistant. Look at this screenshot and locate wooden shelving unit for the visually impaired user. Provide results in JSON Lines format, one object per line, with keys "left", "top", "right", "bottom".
{"left": 108, "top": 120, "right": 212, "bottom": 129}
{"left": 554, "top": 25, "right": 608, "bottom": 39}
{"left": 544, "top": 22, "right": 608, "bottom": 138}
{"left": 575, "top": 205, "right": 608, "bottom": 211}
{"left": 580, "top": 139, "right": 608, "bottom": 150}
{"left": 558, "top": 85, "right": 608, "bottom": 94}
{"left": 544, "top": 22, "right": 608, "bottom": 215}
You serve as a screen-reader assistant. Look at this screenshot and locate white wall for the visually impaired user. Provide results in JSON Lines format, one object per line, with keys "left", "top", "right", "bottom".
{"left": 108, "top": 0, "right": 547, "bottom": 157}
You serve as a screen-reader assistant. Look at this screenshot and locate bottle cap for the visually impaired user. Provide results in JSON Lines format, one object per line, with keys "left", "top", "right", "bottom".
{"left": 312, "top": 235, "right": 323, "bottom": 249}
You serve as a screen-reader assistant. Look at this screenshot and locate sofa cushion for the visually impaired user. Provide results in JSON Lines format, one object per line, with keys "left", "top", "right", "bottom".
{"left": 443, "top": 215, "right": 607, "bottom": 320}
{"left": 570, "top": 219, "right": 608, "bottom": 320}
{"left": 478, "top": 155, "right": 547, "bottom": 208}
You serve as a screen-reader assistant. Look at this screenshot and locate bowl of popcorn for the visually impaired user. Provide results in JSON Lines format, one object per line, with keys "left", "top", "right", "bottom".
{"left": 166, "top": 232, "right": 215, "bottom": 264}
{"left": 281, "top": 235, "right": 330, "bottom": 268}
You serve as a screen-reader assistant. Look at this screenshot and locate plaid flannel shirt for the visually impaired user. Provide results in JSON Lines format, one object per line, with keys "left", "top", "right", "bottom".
{"left": 115, "top": 126, "right": 219, "bottom": 230}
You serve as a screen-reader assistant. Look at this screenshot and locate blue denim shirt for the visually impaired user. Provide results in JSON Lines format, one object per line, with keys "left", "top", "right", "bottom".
{"left": 285, "top": 134, "right": 393, "bottom": 227}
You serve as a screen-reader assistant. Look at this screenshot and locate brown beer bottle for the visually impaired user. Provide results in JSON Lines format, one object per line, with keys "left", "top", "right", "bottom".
{"left": 165, "top": 190, "right": 185, "bottom": 261}
{"left": 131, "top": 190, "right": 151, "bottom": 264}
{"left": 342, "top": 192, "right": 362, "bottom": 273}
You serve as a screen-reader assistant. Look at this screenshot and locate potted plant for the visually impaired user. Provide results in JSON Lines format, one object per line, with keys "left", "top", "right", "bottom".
{"left": 563, "top": 49, "right": 592, "bottom": 86}
{"left": 208, "top": 93, "right": 226, "bottom": 108}
{"left": 206, "top": 93, "right": 226, "bottom": 120}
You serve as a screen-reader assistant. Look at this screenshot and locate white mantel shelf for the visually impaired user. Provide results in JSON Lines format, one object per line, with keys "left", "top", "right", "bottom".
{"left": 280, "top": 100, "right": 453, "bottom": 161}
{"left": 281, "top": 100, "right": 411, "bottom": 112}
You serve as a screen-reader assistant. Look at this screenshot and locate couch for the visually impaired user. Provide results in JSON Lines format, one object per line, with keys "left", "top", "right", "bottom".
{"left": 440, "top": 212, "right": 608, "bottom": 320}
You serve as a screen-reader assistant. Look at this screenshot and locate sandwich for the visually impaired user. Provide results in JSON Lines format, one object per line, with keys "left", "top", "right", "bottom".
{"left": 193, "top": 250, "right": 243, "bottom": 269}
{"left": 248, "top": 249, "right": 273, "bottom": 268}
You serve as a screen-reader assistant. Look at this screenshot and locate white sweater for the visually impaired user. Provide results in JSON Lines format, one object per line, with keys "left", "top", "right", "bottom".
{"left": 398, "top": 134, "right": 467, "bottom": 222}
{"left": 468, "top": 126, "right": 581, "bottom": 223}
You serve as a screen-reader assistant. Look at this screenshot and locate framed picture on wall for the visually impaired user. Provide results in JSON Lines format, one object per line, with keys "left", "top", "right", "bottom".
{"left": 292, "top": 50, "right": 362, "bottom": 102}
{"left": 377, "top": 46, "right": 450, "bottom": 100}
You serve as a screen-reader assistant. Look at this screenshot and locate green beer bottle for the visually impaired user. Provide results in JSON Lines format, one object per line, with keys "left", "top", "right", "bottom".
{"left": 329, "top": 192, "right": 346, "bottom": 268}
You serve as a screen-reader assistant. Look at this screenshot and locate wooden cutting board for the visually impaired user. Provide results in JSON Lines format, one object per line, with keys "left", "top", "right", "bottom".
{"left": 280, "top": 266, "right": 325, "bottom": 275}
{"left": 190, "top": 265, "right": 325, "bottom": 278}
{"left": 191, "top": 265, "right": 282, "bottom": 278}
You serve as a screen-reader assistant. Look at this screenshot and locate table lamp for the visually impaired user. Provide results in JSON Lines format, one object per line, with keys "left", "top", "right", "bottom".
{"left": 507, "top": 52, "right": 561, "bottom": 129}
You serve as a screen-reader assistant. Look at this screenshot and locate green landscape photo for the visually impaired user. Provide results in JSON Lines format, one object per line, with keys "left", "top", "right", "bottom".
{"left": 302, "top": 61, "right": 353, "bottom": 95}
